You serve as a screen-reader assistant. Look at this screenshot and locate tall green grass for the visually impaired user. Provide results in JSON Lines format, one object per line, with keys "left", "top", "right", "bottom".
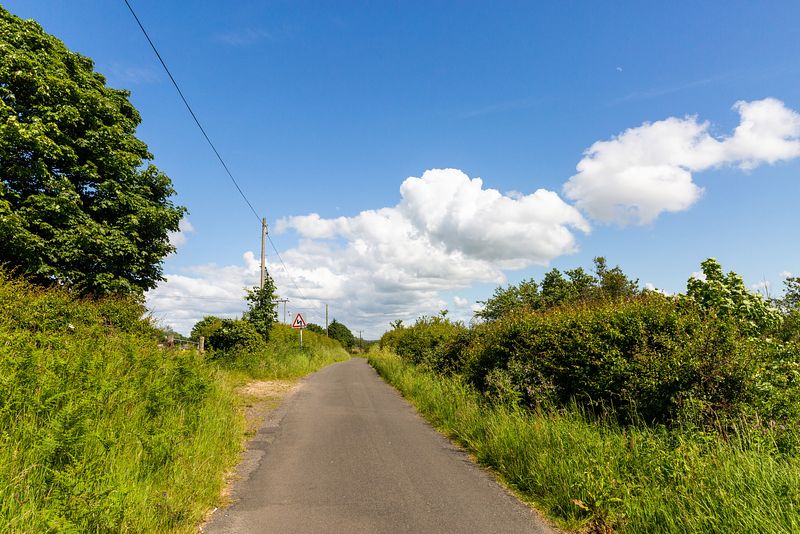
{"left": 247, "top": 323, "right": 350, "bottom": 379}
{"left": 0, "top": 271, "right": 348, "bottom": 532}
{"left": 369, "top": 349, "right": 800, "bottom": 533}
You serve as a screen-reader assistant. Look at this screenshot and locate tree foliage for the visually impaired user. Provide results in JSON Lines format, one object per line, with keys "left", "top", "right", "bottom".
{"left": 243, "top": 275, "right": 278, "bottom": 341}
{"left": 304, "top": 323, "right": 325, "bottom": 335}
{"left": 477, "top": 257, "right": 639, "bottom": 321}
{"left": 684, "top": 258, "right": 782, "bottom": 334}
{"left": 327, "top": 319, "right": 355, "bottom": 349}
{"left": 782, "top": 276, "right": 800, "bottom": 311}
{"left": 190, "top": 315, "right": 223, "bottom": 342}
{"left": 207, "top": 318, "right": 265, "bottom": 355}
{"left": 0, "top": 7, "right": 184, "bottom": 295}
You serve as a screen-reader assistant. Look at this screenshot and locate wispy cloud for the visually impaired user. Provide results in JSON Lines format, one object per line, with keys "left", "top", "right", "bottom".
{"left": 215, "top": 28, "right": 271, "bottom": 46}
{"left": 459, "top": 96, "right": 543, "bottom": 119}
{"left": 750, "top": 280, "right": 771, "bottom": 293}
{"left": 609, "top": 75, "right": 727, "bottom": 106}
{"left": 107, "top": 64, "right": 159, "bottom": 85}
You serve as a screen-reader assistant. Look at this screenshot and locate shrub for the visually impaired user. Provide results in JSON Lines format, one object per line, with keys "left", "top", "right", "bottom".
{"left": 190, "top": 315, "right": 224, "bottom": 341}
{"left": 207, "top": 319, "right": 267, "bottom": 367}
{"left": 380, "top": 315, "right": 469, "bottom": 373}
{"left": 465, "top": 296, "right": 767, "bottom": 425}
{"left": 684, "top": 258, "right": 782, "bottom": 335}
{"left": 386, "top": 293, "right": 800, "bottom": 437}
{"left": 305, "top": 323, "right": 325, "bottom": 335}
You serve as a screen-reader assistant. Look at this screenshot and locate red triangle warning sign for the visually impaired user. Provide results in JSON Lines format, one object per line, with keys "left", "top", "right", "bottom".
{"left": 291, "top": 313, "right": 307, "bottom": 329}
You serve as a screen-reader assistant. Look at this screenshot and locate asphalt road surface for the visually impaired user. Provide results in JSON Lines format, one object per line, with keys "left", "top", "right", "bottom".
{"left": 205, "top": 358, "right": 554, "bottom": 534}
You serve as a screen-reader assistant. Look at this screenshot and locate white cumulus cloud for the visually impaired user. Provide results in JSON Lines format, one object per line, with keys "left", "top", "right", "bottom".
{"left": 564, "top": 98, "right": 800, "bottom": 225}
{"left": 168, "top": 218, "right": 195, "bottom": 249}
{"left": 146, "top": 251, "right": 259, "bottom": 334}
{"left": 453, "top": 296, "right": 469, "bottom": 307}
{"left": 271, "top": 168, "right": 589, "bottom": 336}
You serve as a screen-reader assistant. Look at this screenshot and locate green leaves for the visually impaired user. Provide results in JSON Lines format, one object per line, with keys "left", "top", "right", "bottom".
{"left": 684, "top": 258, "right": 782, "bottom": 335}
{"left": 328, "top": 319, "right": 356, "bottom": 349}
{"left": 243, "top": 276, "right": 278, "bottom": 341}
{"left": 0, "top": 6, "right": 184, "bottom": 296}
{"left": 477, "top": 257, "right": 640, "bottom": 322}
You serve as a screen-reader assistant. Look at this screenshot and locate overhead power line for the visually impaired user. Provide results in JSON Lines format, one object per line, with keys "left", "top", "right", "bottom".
{"left": 268, "top": 234, "right": 307, "bottom": 299}
{"left": 123, "top": 0, "right": 313, "bottom": 302}
{"left": 122, "top": 0, "right": 261, "bottom": 223}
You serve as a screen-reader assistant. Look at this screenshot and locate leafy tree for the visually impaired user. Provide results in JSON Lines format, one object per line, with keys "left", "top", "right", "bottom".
{"left": 327, "top": 319, "right": 355, "bottom": 349}
{"left": 305, "top": 323, "right": 325, "bottom": 335}
{"left": 190, "top": 315, "right": 223, "bottom": 342}
{"left": 783, "top": 276, "right": 800, "bottom": 311}
{"left": 685, "top": 258, "right": 781, "bottom": 334}
{"left": 390, "top": 319, "right": 404, "bottom": 330}
{"left": 243, "top": 275, "right": 277, "bottom": 341}
{"left": 565, "top": 266, "right": 597, "bottom": 302}
{"left": 540, "top": 268, "right": 574, "bottom": 308}
{"left": 477, "top": 278, "right": 540, "bottom": 321}
{"left": 593, "top": 256, "right": 639, "bottom": 300}
{"left": 777, "top": 276, "right": 800, "bottom": 342}
{"left": 0, "top": 7, "right": 184, "bottom": 295}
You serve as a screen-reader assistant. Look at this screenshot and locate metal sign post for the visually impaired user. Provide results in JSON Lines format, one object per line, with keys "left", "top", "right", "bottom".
{"left": 291, "top": 313, "right": 307, "bottom": 348}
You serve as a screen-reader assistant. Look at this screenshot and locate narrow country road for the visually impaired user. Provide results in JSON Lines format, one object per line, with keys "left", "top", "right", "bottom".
{"left": 205, "top": 358, "right": 554, "bottom": 534}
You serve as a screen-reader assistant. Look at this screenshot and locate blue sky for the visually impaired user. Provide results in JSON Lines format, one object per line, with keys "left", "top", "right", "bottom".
{"left": 5, "top": 1, "right": 799, "bottom": 336}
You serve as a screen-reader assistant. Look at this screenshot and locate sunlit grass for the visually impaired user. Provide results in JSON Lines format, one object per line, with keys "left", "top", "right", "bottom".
{"left": 369, "top": 349, "right": 800, "bottom": 533}
{"left": 0, "top": 272, "right": 348, "bottom": 532}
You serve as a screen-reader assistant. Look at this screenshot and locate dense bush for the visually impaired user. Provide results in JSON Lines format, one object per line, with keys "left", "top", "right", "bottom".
{"left": 477, "top": 256, "right": 639, "bottom": 321}
{"left": 207, "top": 319, "right": 265, "bottom": 353}
{"left": 190, "top": 315, "right": 223, "bottom": 341}
{"left": 465, "top": 296, "right": 800, "bottom": 430}
{"left": 305, "top": 323, "right": 326, "bottom": 335}
{"left": 382, "top": 260, "right": 800, "bottom": 442}
{"left": 380, "top": 315, "right": 470, "bottom": 374}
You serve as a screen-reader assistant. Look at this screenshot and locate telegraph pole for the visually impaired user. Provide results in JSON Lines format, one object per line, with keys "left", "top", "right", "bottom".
{"left": 325, "top": 304, "right": 329, "bottom": 336}
{"left": 260, "top": 217, "right": 267, "bottom": 289}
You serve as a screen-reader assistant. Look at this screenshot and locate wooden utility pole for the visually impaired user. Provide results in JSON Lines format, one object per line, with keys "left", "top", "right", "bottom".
{"left": 260, "top": 217, "right": 267, "bottom": 289}
{"left": 273, "top": 298, "right": 289, "bottom": 323}
{"left": 325, "top": 304, "right": 329, "bottom": 336}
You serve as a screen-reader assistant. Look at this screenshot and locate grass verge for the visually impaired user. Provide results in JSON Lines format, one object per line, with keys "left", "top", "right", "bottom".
{"left": 368, "top": 349, "right": 800, "bottom": 533}
{"left": 0, "top": 272, "right": 348, "bottom": 532}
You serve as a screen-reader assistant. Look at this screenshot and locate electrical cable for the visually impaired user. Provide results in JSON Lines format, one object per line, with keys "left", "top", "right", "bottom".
{"left": 268, "top": 234, "right": 307, "bottom": 299}
{"left": 123, "top": 0, "right": 317, "bottom": 304}
{"left": 122, "top": 0, "right": 261, "bottom": 223}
